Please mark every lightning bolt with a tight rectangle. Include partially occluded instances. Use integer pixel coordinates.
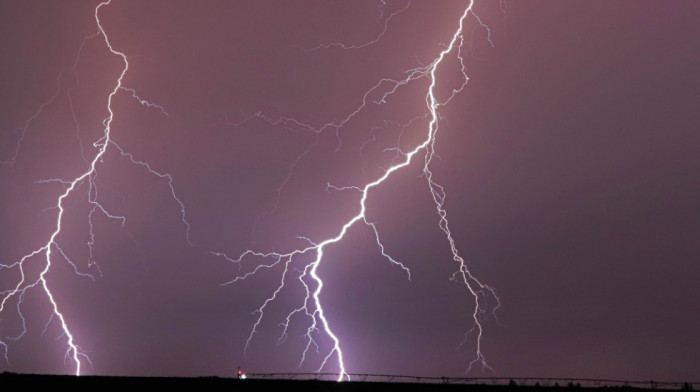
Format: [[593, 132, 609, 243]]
[[301, 0, 412, 51], [1, 0, 191, 374], [216, 0, 499, 381], [3, 0, 498, 379]]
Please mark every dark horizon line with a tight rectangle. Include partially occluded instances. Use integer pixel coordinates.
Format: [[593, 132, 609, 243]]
[[247, 373, 698, 386], [3, 371, 696, 388]]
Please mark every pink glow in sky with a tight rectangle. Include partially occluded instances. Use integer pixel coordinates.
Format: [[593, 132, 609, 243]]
[[1, 0, 699, 381]]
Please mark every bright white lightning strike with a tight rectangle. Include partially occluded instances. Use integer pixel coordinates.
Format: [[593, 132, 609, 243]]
[[216, 0, 499, 381], [0, 0, 192, 374], [0, 2, 127, 375], [2, 0, 498, 379]]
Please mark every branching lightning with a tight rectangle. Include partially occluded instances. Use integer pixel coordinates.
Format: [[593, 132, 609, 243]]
[[0, 0, 192, 374], [301, 0, 412, 51], [2, 0, 500, 380], [215, 0, 499, 381]]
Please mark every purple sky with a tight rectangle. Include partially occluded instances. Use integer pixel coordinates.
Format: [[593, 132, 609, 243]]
[[1, 0, 698, 382]]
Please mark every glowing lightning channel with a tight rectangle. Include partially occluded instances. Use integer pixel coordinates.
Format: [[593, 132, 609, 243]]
[[119, 87, 170, 117], [1, 0, 192, 374], [301, 0, 412, 51], [0, 1, 127, 375], [215, 0, 499, 381]]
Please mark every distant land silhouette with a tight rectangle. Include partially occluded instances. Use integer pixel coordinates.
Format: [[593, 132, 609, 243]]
[[1, 372, 695, 391]]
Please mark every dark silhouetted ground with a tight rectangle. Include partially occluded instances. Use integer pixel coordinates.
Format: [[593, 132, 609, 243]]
[[1, 372, 688, 391]]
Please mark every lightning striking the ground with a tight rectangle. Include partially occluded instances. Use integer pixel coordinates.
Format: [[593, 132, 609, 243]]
[[2, 0, 497, 379], [214, 0, 499, 381], [0, 0, 192, 375], [4, 0, 697, 382]]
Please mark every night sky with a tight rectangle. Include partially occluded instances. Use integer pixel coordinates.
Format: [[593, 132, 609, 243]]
[[1, 0, 699, 382]]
